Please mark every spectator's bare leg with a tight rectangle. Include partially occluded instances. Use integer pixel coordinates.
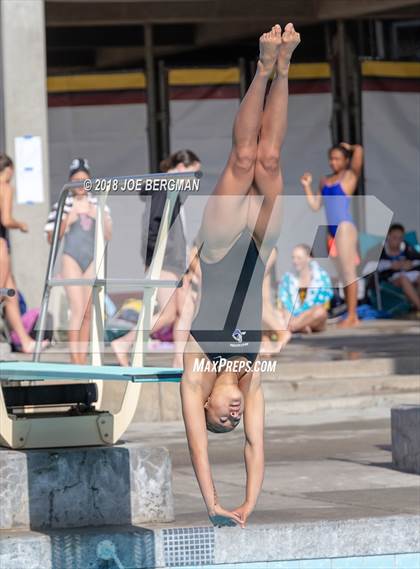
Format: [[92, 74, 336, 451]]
[[260, 304, 292, 353], [173, 277, 197, 368], [287, 305, 328, 333], [78, 280, 93, 365], [151, 270, 178, 332], [4, 274, 45, 352], [63, 254, 87, 364], [392, 275, 420, 310], [0, 238, 10, 290], [309, 306, 329, 331], [335, 222, 360, 327], [111, 330, 135, 366]]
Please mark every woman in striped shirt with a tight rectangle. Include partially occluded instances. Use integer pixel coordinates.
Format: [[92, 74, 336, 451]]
[[45, 158, 112, 364]]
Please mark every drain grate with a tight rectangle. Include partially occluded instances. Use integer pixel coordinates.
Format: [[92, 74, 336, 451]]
[[51, 530, 155, 569], [163, 527, 215, 567]]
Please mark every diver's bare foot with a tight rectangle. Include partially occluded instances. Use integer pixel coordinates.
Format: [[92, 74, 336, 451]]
[[277, 22, 301, 76], [258, 25, 282, 75]]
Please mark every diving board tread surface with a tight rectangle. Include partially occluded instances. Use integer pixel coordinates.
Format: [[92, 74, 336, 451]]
[[0, 361, 182, 382]]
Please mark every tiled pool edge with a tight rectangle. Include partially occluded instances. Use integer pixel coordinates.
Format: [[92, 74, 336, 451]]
[[154, 515, 420, 567], [0, 514, 419, 568]]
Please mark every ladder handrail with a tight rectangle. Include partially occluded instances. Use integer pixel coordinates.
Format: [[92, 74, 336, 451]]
[[34, 183, 72, 360], [47, 278, 182, 288]]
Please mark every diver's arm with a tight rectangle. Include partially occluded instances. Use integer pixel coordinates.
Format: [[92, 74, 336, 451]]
[[180, 377, 221, 514], [242, 377, 265, 508]]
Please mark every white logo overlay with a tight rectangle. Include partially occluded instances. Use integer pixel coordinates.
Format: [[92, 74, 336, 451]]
[[230, 328, 248, 347]]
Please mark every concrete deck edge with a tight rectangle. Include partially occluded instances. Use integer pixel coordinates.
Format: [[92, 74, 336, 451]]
[[1, 514, 419, 569]]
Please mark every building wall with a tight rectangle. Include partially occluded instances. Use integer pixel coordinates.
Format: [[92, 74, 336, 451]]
[[361, 61, 420, 238], [47, 64, 333, 284]]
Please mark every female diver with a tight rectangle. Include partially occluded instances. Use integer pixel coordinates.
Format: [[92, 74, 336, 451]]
[[180, 24, 300, 528]]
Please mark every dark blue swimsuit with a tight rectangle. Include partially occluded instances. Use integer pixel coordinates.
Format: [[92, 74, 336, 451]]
[[190, 231, 265, 365]]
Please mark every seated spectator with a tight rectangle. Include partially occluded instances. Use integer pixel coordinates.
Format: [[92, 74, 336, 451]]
[[109, 244, 201, 368], [261, 248, 291, 353], [140, 149, 201, 363], [377, 223, 420, 312], [279, 244, 333, 333]]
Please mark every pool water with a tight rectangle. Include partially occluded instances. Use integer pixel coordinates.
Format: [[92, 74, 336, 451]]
[[179, 551, 420, 569]]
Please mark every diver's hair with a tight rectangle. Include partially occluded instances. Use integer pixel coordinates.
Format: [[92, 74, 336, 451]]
[[388, 223, 405, 234], [328, 145, 351, 160], [0, 154, 13, 173], [160, 149, 200, 172], [294, 243, 313, 257], [206, 419, 234, 434], [205, 410, 239, 434]]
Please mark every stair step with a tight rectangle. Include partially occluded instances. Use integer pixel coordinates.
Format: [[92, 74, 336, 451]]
[[263, 374, 420, 400], [265, 391, 420, 415], [263, 356, 419, 380]]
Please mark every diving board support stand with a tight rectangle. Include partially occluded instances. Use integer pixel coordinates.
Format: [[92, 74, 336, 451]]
[[111, 186, 179, 442]]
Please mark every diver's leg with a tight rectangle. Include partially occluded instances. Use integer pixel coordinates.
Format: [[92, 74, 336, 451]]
[[201, 27, 282, 249], [249, 24, 301, 249]]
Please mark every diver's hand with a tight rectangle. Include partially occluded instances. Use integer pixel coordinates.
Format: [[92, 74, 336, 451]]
[[208, 504, 242, 527], [232, 501, 254, 528]]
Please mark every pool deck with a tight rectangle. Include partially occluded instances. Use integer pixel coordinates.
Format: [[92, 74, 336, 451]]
[[138, 320, 419, 530], [129, 405, 420, 529], [0, 319, 419, 568]]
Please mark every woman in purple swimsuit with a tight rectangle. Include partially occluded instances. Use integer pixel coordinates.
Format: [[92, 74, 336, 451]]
[[300, 142, 364, 328]]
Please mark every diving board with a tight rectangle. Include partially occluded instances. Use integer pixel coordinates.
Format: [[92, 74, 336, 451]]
[[0, 361, 182, 383], [0, 360, 183, 449]]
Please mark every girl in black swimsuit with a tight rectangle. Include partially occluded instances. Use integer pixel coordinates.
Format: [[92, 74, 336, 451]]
[[0, 154, 49, 353], [180, 24, 301, 528]]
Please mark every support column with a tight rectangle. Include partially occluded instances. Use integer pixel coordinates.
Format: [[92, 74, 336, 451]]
[[0, 6, 5, 152], [337, 20, 351, 142], [0, 0, 50, 307], [334, 19, 366, 232], [158, 59, 170, 160], [145, 24, 159, 172]]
